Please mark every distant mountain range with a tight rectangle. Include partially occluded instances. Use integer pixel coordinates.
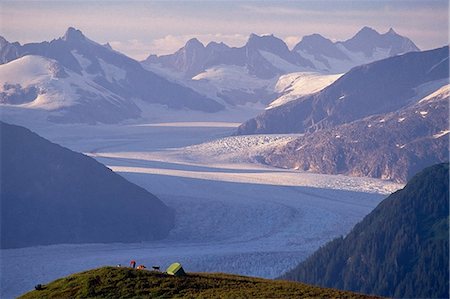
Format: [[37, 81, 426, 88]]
[[0, 121, 174, 248], [145, 27, 418, 78], [294, 27, 419, 73], [0, 28, 224, 124], [0, 27, 423, 124], [145, 33, 313, 80], [281, 163, 449, 299], [237, 47, 449, 182], [144, 27, 419, 106]]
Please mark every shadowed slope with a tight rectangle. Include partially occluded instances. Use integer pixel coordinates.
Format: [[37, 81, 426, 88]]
[[0, 122, 174, 248]]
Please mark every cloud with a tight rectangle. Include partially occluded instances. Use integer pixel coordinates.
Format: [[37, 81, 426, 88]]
[[149, 35, 187, 56], [109, 40, 155, 61]]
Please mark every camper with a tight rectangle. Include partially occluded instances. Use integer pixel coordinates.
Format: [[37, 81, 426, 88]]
[[130, 260, 136, 268]]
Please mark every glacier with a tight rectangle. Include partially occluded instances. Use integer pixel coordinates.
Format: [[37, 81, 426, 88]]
[[0, 116, 402, 299]]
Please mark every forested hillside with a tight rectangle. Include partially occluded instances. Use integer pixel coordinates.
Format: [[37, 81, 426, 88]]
[[281, 163, 449, 298]]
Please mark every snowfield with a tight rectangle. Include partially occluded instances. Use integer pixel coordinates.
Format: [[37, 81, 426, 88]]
[[268, 72, 343, 109], [192, 64, 274, 93], [0, 55, 79, 110], [0, 55, 124, 110], [0, 117, 402, 298]]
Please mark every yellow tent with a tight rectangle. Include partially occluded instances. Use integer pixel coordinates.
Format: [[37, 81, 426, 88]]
[[166, 262, 186, 276]]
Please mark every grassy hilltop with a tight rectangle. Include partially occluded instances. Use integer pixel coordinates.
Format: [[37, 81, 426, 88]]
[[19, 266, 380, 298]]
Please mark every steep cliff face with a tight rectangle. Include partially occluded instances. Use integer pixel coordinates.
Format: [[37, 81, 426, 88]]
[[263, 85, 449, 183]]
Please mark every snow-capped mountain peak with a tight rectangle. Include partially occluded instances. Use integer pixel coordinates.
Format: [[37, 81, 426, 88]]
[[0, 36, 12, 47], [0, 54, 140, 122], [185, 37, 204, 49], [103, 42, 113, 50], [348, 26, 380, 40], [0, 36, 21, 64], [294, 33, 349, 61], [341, 27, 419, 57], [62, 27, 87, 42], [291, 27, 420, 73], [246, 33, 290, 54], [205, 41, 229, 51], [386, 27, 397, 35]]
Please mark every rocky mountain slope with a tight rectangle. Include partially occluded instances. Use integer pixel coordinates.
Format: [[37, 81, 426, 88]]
[[0, 122, 174, 248], [19, 266, 379, 298], [0, 28, 223, 124], [237, 46, 449, 135], [263, 84, 449, 183], [281, 163, 449, 298]]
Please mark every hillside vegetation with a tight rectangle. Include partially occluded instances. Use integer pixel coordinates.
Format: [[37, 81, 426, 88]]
[[19, 266, 379, 298], [281, 163, 449, 298]]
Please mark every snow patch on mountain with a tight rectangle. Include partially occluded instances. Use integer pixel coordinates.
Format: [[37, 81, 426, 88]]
[[418, 83, 450, 103], [0, 55, 54, 85], [0, 54, 141, 125], [259, 50, 306, 73], [192, 65, 274, 93], [296, 46, 393, 74], [98, 58, 127, 83], [0, 55, 77, 109], [71, 50, 91, 70], [337, 44, 391, 66], [433, 130, 450, 139], [268, 72, 343, 109]]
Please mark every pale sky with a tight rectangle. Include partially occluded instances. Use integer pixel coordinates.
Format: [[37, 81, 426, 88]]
[[0, 1, 448, 60]]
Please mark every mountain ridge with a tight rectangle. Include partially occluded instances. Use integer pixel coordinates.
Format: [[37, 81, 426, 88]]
[[18, 266, 380, 299], [0, 121, 175, 248]]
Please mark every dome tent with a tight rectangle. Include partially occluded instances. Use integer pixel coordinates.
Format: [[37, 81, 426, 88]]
[[166, 262, 186, 276]]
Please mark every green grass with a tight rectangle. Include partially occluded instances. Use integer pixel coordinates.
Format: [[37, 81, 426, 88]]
[[19, 266, 381, 298]]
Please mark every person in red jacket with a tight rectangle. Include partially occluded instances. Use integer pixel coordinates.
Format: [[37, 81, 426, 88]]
[[130, 260, 136, 268]]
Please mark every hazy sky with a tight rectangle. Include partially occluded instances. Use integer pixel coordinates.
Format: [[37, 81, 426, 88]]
[[1, 1, 448, 60]]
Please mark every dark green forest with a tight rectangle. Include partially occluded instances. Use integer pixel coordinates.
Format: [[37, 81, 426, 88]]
[[281, 163, 449, 298]]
